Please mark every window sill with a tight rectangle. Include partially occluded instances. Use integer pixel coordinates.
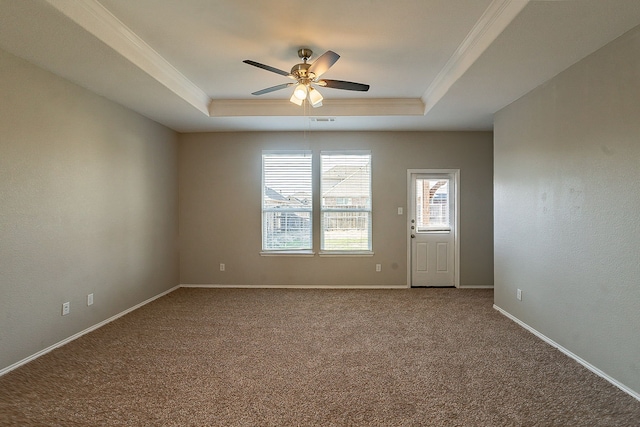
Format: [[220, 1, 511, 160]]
[[319, 251, 374, 257], [259, 250, 375, 257], [260, 250, 315, 257]]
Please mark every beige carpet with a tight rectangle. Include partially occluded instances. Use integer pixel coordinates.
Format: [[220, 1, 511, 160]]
[[1, 288, 638, 426]]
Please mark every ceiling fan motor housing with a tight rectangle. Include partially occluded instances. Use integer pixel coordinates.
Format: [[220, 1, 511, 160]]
[[291, 63, 314, 83]]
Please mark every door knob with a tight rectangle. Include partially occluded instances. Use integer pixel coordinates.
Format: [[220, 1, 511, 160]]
[[411, 234, 415, 238]]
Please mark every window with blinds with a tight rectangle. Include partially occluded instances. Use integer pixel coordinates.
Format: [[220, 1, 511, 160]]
[[320, 151, 372, 252], [262, 151, 312, 251]]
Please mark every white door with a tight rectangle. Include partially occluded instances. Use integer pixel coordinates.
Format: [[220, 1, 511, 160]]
[[408, 171, 458, 287]]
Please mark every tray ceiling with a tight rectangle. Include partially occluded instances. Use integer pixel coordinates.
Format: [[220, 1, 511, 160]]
[[1, 0, 639, 132]]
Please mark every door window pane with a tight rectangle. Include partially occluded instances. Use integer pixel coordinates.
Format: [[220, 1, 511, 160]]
[[415, 178, 450, 232]]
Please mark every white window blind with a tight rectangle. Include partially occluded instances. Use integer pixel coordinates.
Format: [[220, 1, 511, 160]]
[[262, 151, 312, 251], [321, 151, 372, 251]]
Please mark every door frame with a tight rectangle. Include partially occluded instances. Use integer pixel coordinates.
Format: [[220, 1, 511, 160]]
[[406, 169, 460, 288]]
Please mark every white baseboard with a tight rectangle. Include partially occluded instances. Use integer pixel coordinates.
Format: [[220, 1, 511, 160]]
[[0, 285, 180, 378], [180, 284, 409, 289], [493, 304, 640, 402], [182, 284, 492, 289]]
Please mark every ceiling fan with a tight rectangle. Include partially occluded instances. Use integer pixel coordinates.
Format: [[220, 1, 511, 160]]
[[243, 48, 370, 108]]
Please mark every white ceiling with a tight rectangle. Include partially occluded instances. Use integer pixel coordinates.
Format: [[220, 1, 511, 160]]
[[1, 0, 640, 133]]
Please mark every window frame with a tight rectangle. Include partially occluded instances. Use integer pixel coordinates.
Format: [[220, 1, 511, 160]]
[[414, 177, 452, 233], [319, 150, 373, 255], [261, 150, 314, 255]]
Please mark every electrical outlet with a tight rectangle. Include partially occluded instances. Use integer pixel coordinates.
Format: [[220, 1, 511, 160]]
[[376, 264, 381, 272], [87, 293, 94, 306], [62, 302, 70, 316], [397, 207, 403, 215], [220, 263, 225, 272], [517, 289, 522, 301]]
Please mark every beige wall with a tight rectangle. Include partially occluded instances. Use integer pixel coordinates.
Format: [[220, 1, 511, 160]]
[[179, 131, 493, 287], [494, 26, 640, 394], [0, 49, 179, 371]]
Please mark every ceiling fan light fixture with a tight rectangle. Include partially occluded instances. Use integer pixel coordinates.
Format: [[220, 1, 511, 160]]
[[289, 92, 304, 106], [293, 83, 308, 100], [308, 87, 323, 107]]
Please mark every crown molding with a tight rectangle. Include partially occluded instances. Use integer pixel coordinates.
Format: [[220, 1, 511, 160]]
[[44, 0, 211, 116], [209, 98, 425, 117], [422, 0, 529, 115]]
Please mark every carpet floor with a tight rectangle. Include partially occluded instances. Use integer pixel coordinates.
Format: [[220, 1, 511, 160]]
[[0, 288, 638, 426]]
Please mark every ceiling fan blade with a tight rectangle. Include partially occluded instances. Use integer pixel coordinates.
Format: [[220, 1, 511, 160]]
[[251, 83, 294, 96], [308, 50, 340, 78], [317, 79, 370, 92], [243, 60, 292, 77]]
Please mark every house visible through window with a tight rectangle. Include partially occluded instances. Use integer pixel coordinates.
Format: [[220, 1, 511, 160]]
[[321, 151, 372, 252], [262, 151, 312, 251]]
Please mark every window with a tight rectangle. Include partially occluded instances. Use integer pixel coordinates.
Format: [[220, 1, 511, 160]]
[[321, 151, 372, 252], [261, 150, 373, 254], [415, 178, 450, 232], [262, 151, 312, 251]]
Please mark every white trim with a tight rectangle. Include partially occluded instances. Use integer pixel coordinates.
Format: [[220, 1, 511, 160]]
[[209, 98, 425, 117], [422, 0, 529, 115], [320, 149, 372, 156], [44, 0, 211, 116], [493, 304, 640, 402], [260, 251, 315, 257], [318, 251, 374, 257], [0, 285, 180, 378], [180, 284, 407, 289], [459, 285, 494, 289], [262, 149, 313, 156]]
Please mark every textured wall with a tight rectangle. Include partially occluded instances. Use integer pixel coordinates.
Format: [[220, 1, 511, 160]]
[[178, 131, 494, 287], [0, 49, 179, 371], [494, 26, 640, 394]]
